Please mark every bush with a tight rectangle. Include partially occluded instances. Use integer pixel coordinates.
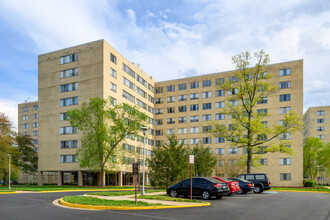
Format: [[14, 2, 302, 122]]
[[303, 179, 316, 187]]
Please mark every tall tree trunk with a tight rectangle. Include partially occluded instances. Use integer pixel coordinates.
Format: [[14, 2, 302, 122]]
[[247, 148, 252, 173], [100, 169, 105, 187]]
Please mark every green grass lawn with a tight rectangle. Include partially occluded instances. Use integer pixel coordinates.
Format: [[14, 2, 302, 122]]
[[62, 196, 167, 207], [137, 194, 202, 203], [87, 189, 165, 196], [271, 186, 330, 192], [0, 185, 135, 192]]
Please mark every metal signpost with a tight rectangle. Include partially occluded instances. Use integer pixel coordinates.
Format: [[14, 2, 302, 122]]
[[133, 163, 139, 204], [189, 155, 194, 200]]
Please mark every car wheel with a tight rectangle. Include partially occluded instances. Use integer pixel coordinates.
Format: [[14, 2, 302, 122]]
[[253, 185, 264, 193], [237, 188, 243, 194], [202, 190, 211, 200], [169, 189, 178, 197]]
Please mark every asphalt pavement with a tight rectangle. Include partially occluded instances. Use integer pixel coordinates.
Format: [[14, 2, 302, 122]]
[[0, 191, 329, 220]]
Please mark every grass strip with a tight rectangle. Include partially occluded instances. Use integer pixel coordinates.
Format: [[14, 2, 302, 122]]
[[87, 189, 165, 196], [271, 187, 330, 192], [137, 194, 203, 203], [62, 196, 167, 207]]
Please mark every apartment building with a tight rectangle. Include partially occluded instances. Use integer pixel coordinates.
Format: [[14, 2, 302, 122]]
[[18, 39, 304, 186], [303, 106, 330, 184]]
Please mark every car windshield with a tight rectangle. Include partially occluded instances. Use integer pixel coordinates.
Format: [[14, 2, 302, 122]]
[[219, 178, 231, 182]]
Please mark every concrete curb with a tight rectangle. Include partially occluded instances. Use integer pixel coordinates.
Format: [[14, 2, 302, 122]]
[[270, 190, 330, 194], [59, 198, 211, 210]]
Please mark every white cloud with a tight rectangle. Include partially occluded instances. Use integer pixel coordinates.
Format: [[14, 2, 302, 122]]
[[0, 99, 19, 131]]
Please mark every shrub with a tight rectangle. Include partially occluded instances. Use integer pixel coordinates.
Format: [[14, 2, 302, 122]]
[[303, 179, 316, 187]]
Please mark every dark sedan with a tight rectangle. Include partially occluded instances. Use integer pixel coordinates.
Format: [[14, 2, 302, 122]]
[[228, 177, 255, 194], [167, 177, 230, 200]]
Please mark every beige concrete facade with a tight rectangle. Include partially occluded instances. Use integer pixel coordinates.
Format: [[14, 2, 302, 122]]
[[18, 39, 304, 186], [303, 106, 330, 184]]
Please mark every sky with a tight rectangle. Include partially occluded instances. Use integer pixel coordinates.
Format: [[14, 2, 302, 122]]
[[0, 0, 330, 129]]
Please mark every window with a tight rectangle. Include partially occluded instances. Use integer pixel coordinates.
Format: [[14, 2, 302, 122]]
[[155, 130, 163, 136], [60, 68, 78, 78], [33, 131, 38, 136], [178, 128, 187, 134], [190, 93, 199, 100], [215, 101, 225, 109], [137, 87, 147, 98], [148, 84, 154, 93], [110, 83, 117, 92], [61, 140, 78, 149], [216, 160, 225, 167], [33, 139, 38, 145], [60, 126, 78, 135], [167, 107, 175, 113], [202, 91, 212, 99], [60, 113, 67, 120], [137, 75, 147, 87], [257, 109, 268, 115], [257, 97, 268, 104], [178, 95, 187, 101], [167, 118, 175, 124], [190, 138, 199, 145], [23, 124, 28, 129], [167, 85, 175, 92], [259, 159, 268, 166], [123, 143, 135, 152], [228, 160, 238, 166], [229, 147, 238, 154], [229, 100, 238, 106], [60, 155, 78, 163], [317, 126, 324, 132], [122, 63, 135, 78], [178, 83, 186, 90], [280, 158, 291, 165], [122, 90, 135, 103], [202, 103, 212, 110], [167, 96, 175, 103], [110, 68, 117, 78], [23, 132, 28, 136], [317, 118, 324, 123], [23, 107, 28, 112], [317, 110, 325, 116], [155, 108, 163, 115], [155, 87, 163, 94], [257, 146, 267, 154], [190, 104, 199, 111], [60, 97, 78, 106], [190, 127, 199, 133], [215, 113, 225, 120], [155, 98, 163, 104], [280, 132, 291, 140], [203, 137, 211, 144], [33, 122, 38, 128], [122, 77, 135, 90], [279, 68, 291, 76], [110, 53, 117, 64], [167, 129, 174, 135], [155, 119, 163, 125], [23, 115, 28, 120], [229, 76, 238, 82], [215, 90, 225, 97], [178, 105, 187, 112], [216, 78, 225, 85], [190, 82, 199, 89], [33, 105, 38, 111], [178, 139, 187, 145], [137, 99, 147, 110], [280, 173, 291, 181], [148, 95, 154, 103], [202, 114, 212, 121], [280, 107, 291, 114], [215, 137, 225, 143], [148, 106, 154, 114], [280, 94, 291, 102], [33, 114, 38, 119], [110, 97, 117, 106], [203, 126, 212, 133], [60, 82, 78, 92], [215, 148, 225, 155], [178, 117, 187, 123], [123, 157, 135, 165], [279, 81, 291, 89], [317, 134, 325, 140], [202, 80, 211, 87], [60, 53, 78, 64], [190, 115, 199, 122], [228, 88, 238, 95]]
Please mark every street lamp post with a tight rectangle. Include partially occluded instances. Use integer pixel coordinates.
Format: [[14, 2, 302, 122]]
[[8, 154, 12, 189], [140, 127, 148, 195]]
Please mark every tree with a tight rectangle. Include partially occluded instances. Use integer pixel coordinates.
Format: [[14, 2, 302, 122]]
[[66, 97, 148, 187], [303, 137, 330, 179], [190, 143, 217, 177], [214, 155, 246, 177], [148, 135, 190, 188], [13, 134, 38, 174], [210, 50, 302, 173]]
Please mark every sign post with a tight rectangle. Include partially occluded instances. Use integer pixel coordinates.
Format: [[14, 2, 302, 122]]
[[189, 155, 194, 200], [132, 163, 139, 204]]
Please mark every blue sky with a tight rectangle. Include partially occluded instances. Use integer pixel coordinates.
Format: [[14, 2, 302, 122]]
[[0, 0, 330, 128]]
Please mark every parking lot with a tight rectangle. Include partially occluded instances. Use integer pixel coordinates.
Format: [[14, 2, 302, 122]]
[[0, 191, 329, 220]]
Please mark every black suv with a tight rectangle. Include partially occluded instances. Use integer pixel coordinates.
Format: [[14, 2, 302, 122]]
[[167, 177, 230, 199], [237, 173, 271, 193]]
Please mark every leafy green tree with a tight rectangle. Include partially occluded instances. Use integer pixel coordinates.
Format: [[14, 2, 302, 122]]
[[148, 135, 190, 188], [13, 134, 38, 174], [303, 137, 330, 179], [66, 97, 148, 187], [210, 50, 302, 173], [190, 143, 217, 177]]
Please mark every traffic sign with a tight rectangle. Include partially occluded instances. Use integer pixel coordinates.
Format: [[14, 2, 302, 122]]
[[189, 155, 194, 164]]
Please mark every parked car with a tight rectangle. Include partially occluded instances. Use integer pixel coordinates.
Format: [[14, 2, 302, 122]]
[[212, 177, 240, 194], [237, 173, 271, 193], [167, 177, 230, 200], [228, 177, 255, 194]]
